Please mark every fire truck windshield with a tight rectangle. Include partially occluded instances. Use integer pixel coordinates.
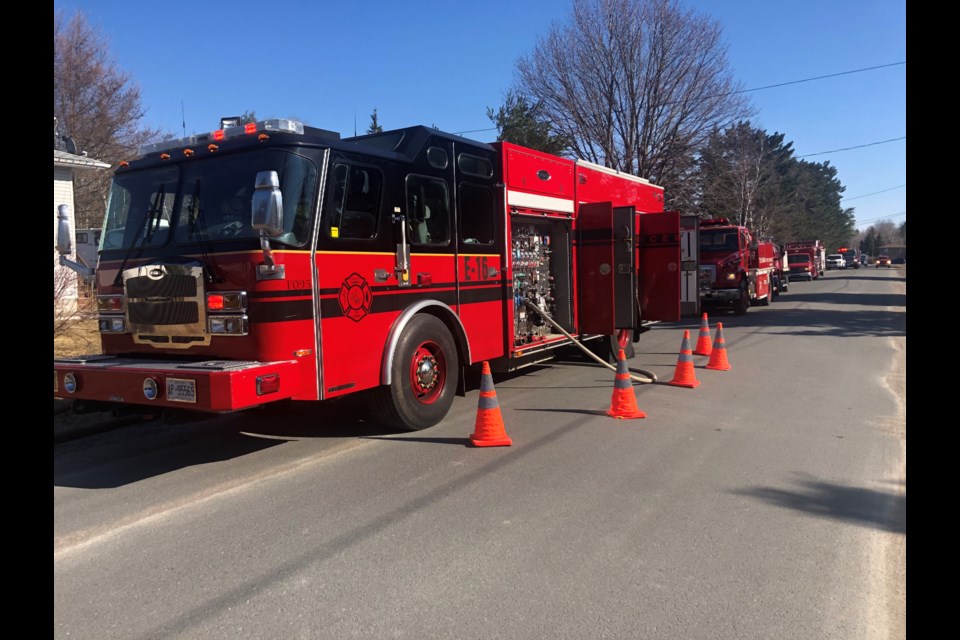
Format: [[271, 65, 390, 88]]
[[787, 254, 810, 264], [101, 149, 318, 252], [699, 229, 739, 253]]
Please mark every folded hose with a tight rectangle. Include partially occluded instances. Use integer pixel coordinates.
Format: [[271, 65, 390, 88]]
[[523, 299, 657, 384]]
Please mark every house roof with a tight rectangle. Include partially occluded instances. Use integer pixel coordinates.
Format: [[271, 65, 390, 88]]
[[54, 149, 110, 170]]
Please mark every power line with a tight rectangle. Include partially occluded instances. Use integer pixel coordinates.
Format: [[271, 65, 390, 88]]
[[454, 62, 906, 137], [842, 185, 906, 202], [728, 61, 905, 97], [454, 126, 498, 135], [855, 211, 906, 226], [797, 137, 905, 158]]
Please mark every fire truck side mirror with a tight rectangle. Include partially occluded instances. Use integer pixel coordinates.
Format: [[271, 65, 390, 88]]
[[251, 170, 284, 237], [57, 204, 74, 255]]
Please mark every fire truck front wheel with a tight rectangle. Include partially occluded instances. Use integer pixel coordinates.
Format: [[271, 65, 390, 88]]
[[734, 281, 750, 315], [372, 314, 459, 431]]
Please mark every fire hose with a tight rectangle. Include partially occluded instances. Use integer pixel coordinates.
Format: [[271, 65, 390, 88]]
[[523, 299, 657, 384]]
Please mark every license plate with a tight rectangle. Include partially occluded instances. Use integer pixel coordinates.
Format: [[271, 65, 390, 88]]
[[166, 378, 197, 403]]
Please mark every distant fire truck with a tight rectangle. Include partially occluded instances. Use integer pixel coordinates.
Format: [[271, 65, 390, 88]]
[[784, 240, 825, 281], [698, 218, 775, 315], [55, 118, 680, 430]]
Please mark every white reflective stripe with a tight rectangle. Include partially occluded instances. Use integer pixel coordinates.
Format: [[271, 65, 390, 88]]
[[507, 190, 575, 214], [574, 159, 657, 186]]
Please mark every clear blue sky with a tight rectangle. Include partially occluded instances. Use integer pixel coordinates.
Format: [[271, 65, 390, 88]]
[[54, 0, 906, 233]]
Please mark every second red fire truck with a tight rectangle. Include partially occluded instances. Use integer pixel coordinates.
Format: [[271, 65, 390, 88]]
[[55, 118, 681, 431], [698, 218, 776, 315]]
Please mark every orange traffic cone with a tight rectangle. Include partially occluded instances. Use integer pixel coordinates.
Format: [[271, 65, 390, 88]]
[[705, 323, 731, 371], [693, 313, 713, 356], [606, 348, 647, 419], [470, 361, 513, 447], [667, 330, 701, 388]]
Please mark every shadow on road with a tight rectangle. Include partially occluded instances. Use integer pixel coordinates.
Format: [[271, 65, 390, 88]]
[[784, 291, 906, 307], [53, 395, 404, 489], [732, 475, 906, 534]]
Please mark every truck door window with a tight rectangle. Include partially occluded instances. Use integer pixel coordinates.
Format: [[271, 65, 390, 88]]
[[405, 175, 450, 246], [458, 183, 495, 245], [457, 153, 494, 179], [325, 163, 382, 240]]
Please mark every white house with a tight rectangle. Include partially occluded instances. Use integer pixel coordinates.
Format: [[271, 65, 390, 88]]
[[54, 149, 110, 315]]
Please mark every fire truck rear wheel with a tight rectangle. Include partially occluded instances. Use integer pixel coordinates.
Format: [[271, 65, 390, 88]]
[[371, 314, 459, 431], [586, 333, 634, 363]]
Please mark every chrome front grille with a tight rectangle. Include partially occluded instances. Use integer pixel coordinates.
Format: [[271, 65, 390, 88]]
[[699, 265, 716, 288], [122, 262, 210, 349]]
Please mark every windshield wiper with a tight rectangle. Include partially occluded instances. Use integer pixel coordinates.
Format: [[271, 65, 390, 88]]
[[185, 179, 222, 284], [112, 185, 164, 287]]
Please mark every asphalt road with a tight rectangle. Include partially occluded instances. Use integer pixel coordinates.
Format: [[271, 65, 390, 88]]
[[54, 267, 906, 640]]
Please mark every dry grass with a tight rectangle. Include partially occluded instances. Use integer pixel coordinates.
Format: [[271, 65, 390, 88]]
[[54, 317, 102, 359]]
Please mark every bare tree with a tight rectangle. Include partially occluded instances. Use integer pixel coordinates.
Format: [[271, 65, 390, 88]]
[[54, 10, 169, 228], [516, 0, 753, 208]]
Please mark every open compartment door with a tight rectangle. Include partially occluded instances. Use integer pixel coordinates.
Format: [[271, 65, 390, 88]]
[[576, 202, 615, 335], [638, 210, 681, 322]]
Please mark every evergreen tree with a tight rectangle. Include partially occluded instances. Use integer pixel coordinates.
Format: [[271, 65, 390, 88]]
[[695, 122, 794, 239], [486, 90, 569, 155], [367, 109, 383, 134]]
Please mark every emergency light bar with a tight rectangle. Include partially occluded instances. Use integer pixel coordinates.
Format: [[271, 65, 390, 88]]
[[701, 218, 731, 226], [138, 119, 305, 157]]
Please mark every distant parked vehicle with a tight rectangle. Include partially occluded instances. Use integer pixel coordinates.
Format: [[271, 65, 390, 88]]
[[826, 254, 845, 270], [876, 255, 892, 268], [892, 257, 905, 265]]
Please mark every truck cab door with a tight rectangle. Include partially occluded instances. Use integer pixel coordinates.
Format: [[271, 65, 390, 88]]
[[638, 210, 681, 322]]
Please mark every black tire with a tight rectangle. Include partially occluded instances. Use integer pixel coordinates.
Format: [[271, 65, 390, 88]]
[[370, 314, 459, 431], [734, 281, 750, 316], [588, 332, 635, 363]]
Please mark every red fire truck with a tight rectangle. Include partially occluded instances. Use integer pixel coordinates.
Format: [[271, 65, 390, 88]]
[[55, 118, 680, 431], [697, 218, 775, 314], [784, 240, 825, 281]]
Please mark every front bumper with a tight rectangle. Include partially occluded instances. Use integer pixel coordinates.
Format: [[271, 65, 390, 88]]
[[54, 355, 300, 412], [700, 287, 740, 302]]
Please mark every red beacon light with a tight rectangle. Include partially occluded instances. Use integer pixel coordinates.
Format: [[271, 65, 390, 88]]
[[701, 217, 731, 227]]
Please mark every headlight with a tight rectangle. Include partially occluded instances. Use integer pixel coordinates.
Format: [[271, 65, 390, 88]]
[[208, 315, 249, 335], [99, 316, 125, 333], [724, 272, 737, 281]]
